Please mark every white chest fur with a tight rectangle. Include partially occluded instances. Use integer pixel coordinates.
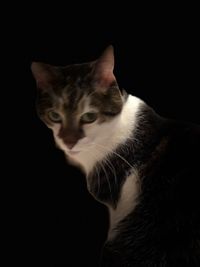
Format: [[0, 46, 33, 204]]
[[108, 170, 140, 240]]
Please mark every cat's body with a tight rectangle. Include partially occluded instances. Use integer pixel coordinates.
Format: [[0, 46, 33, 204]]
[[31, 46, 200, 266], [98, 105, 200, 267]]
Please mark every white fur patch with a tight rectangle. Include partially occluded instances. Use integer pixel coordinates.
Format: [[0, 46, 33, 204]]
[[108, 170, 140, 240]]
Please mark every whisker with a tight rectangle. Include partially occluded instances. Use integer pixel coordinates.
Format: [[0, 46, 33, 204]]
[[88, 145, 118, 190], [94, 161, 101, 197], [102, 155, 118, 191], [92, 142, 134, 169], [100, 161, 114, 204]]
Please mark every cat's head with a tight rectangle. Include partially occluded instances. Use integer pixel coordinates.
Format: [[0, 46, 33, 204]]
[[31, 46, 127, 158]]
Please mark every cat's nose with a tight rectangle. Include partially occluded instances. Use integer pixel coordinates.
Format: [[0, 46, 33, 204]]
[[65, 141, 77, 149], [58, 127, 85, 150]]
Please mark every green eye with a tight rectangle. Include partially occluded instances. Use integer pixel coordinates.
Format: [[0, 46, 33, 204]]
[[48, 110, 61, 122], [80, 112, 98, 123]]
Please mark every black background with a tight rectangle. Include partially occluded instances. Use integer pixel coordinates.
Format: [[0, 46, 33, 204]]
[[8, 6, 200, 266]]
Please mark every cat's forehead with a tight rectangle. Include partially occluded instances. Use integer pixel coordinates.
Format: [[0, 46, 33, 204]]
[[40, 63, 92, 111], [64, 62, 94, 83], [59, 85, 92, 111], [52, 62, 94, 97]]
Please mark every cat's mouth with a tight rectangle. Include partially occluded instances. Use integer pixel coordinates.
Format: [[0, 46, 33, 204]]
[[68, 150, 80, 155]]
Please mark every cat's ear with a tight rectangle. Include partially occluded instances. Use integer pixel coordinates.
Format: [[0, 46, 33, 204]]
[[31, 62, 58, 90], [94, 45, 116, 88]]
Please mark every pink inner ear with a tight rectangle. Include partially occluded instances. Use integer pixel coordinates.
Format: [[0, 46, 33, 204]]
[[94, 45, 116, 87], [97, 68, 115, 87], [94, 67, 116, 88], [31, 62, 53, 89], [35, 73, 50, 89]]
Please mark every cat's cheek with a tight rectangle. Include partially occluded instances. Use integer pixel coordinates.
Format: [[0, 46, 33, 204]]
[[83, 123, 100, 135]]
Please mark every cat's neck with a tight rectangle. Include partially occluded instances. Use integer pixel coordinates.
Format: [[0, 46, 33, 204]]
[[71, 94, 143, 175]]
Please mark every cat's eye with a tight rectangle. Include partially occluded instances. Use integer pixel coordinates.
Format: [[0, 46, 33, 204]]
[[48, 110, 62, 122], [80, 112, 98, 123]]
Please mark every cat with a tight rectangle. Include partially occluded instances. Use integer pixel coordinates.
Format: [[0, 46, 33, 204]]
[[31, 46, 200, 267]]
